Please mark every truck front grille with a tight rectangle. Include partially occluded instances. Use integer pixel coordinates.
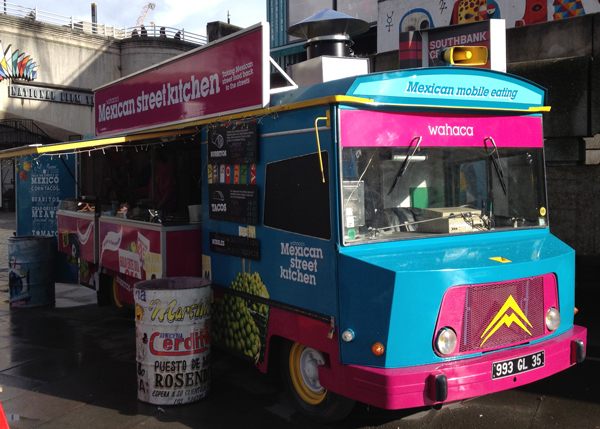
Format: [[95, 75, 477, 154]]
[[459, 276, 546, 353]]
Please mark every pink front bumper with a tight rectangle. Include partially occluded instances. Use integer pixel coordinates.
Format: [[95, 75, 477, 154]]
[[318, 325, 587, 410]]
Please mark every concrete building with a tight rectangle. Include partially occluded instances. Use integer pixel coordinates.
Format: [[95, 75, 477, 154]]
[[0, 13, 203, 145], [0, 7, 204, 211]]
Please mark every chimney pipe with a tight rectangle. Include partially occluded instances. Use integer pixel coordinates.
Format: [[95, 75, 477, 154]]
[[91, 3, 97, 34]]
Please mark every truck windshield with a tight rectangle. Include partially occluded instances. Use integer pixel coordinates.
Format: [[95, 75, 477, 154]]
[[341, 144, 547, 245]]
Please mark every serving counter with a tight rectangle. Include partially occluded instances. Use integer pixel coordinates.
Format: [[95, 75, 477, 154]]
[[57, 210, 202, 306], [98, 216, 202, 281], [57, 210, 98, 263]]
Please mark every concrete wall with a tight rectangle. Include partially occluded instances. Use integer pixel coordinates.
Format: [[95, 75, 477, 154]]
[[0, 14, 197, 142], [504, 14, 600, 268], [120, 38, 199, 78]]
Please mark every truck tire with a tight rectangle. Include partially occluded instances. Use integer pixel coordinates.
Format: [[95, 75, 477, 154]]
[[97, 273, 112, 306], [281, 339, 355, 423]]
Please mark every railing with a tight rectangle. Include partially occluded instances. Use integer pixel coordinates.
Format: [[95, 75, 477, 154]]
[[0, 1, 207, 45], [0, 119, 53, 145]]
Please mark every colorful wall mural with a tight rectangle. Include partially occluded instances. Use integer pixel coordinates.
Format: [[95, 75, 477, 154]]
[[377, 0, 599, 52]]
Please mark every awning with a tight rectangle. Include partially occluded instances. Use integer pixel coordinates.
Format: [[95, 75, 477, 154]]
[[0, 128, 197, 160]]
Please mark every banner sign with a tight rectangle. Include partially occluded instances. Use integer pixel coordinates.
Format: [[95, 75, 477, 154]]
[[208, 184, 259, 224], [99, 220, 163, 280], [208, 122, 258, 164], [94, 23, 269, 137], [347, 67, 546, 110], [209, 232, 260, 261]]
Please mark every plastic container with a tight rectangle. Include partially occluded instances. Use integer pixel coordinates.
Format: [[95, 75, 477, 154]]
[[8, 236, 56, 307], [134, 277, 211, 405]]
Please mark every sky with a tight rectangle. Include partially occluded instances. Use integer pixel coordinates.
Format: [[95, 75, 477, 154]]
[[18, 0, 267, 36]]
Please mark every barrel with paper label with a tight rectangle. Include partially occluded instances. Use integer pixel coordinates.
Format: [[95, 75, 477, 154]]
[[134, 277, 211, 405]]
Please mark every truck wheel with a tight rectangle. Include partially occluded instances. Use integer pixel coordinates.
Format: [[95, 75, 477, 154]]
[[97, 273, 112, 306], [281, 340, 355, 423]]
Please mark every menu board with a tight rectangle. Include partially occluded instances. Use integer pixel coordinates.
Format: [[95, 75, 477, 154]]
[[208, 184, 258, 225], [208, 122, 258, 164], [16, 155, 77, 236], [209, 232, 260, 261]]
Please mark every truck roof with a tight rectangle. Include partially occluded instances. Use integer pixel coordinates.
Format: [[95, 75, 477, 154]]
[[271, 66, 548, 113]]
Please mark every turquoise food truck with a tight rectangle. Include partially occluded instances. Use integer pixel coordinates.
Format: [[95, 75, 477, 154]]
[[203, 65, 587, 421], [18, 22, 584, 423]]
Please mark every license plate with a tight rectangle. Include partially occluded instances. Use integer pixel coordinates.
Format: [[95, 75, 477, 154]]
[[492, 350, 545, 380]]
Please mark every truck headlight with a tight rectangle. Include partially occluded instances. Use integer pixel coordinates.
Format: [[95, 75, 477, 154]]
[[546, 307, 561, 331], [435, 327, 457, 355]]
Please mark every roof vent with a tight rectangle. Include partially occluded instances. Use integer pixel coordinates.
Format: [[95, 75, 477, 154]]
[[286, 9, 369, 60]]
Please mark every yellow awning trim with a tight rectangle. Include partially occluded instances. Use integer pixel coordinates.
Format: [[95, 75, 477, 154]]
[[0, 129, 196, 159]]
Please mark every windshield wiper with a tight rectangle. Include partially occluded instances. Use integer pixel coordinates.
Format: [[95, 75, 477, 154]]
[[387, 136, 422, 196], [484, 137, 507, 195]]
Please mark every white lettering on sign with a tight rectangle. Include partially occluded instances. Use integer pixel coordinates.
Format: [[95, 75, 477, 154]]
[[428, 124, 474, 136], [428, 31, 488, 51], [406, 81, 518, 101], [118, 248, 142, 279], [98, 73, 221, 123], [279, 242, 323, 286], [116, 275, 132, 292]]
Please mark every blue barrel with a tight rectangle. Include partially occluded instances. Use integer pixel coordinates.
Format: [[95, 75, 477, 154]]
[[8, 236, 56, 307]]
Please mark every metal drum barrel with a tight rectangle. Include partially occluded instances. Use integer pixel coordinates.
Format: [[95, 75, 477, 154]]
[[8, 236, 56, 308], [134, 277, 211, 405]]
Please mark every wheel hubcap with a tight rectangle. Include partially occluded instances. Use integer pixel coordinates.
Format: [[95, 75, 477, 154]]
[[289, 343, 327, 405]]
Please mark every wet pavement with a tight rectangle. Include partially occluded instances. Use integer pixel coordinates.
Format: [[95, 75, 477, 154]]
[[0, 210, 597, 428]]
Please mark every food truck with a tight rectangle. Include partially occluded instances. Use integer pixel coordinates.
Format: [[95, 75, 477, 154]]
[[8, 21, 585, 422]]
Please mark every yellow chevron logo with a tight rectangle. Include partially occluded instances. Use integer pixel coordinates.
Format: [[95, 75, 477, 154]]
[[480, 295, 532, 347]]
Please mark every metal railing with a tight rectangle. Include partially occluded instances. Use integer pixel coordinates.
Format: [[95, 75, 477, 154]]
[[0, 1, 207, 45], [0, 119, 54, 145]]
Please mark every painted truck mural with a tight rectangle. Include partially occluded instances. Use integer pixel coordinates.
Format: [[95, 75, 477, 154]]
[[378, 0, 600, 52]]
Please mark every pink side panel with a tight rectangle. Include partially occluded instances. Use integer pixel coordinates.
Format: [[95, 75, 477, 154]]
[[57, 213, 96, 263], [542, 273, 558, 334], [261, 306, 585, 411], [318, 326, 586, 410], [434, 286, 466, 355], [339, 110, 543, 148], [106, 268, 137, 306], [165, 229, 203, 277], [258, 307, 338, 373]]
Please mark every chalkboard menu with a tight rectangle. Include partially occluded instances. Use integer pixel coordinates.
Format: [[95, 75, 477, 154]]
[[208, 184, 258, 224], [208, 122, 258, 164], [209, 232, 260, 261]]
